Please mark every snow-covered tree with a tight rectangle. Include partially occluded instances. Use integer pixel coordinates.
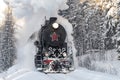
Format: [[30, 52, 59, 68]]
[[0, 5, 16, 72], [60, 0, 105, 55]]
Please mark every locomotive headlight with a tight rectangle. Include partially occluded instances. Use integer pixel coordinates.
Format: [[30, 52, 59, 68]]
[[63, 52, 67, 57], [52, 23, 59, 29], [45, 52, 49, 57]]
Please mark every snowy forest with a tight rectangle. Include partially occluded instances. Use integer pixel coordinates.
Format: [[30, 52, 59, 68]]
[[0, 0, 120, 77], [60, 0, 120, 74]]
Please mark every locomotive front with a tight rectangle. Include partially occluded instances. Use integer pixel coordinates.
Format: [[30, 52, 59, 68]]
[[42, 19, 67, 50], [35, 17, 73, 73]]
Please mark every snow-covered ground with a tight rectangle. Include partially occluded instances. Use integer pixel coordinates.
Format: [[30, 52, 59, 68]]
[[0, 68, 120, 80]]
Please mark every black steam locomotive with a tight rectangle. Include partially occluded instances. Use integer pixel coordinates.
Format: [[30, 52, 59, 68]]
[[34, 17, 74, 73]]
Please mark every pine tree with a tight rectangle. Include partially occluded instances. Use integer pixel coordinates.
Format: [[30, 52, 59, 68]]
[[0, 4, 16, 72]]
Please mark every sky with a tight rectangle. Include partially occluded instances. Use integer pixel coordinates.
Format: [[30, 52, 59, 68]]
[[0, 0, 7, 24]]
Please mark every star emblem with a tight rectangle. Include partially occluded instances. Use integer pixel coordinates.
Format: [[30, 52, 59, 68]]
[[51, 32, 59, 41]]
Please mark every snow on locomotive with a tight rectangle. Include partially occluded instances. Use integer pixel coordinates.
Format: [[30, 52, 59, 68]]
[[34, 17, 74, 73]]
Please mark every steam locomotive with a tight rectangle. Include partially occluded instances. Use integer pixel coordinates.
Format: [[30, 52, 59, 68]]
[[34, 17, 74, 73]]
